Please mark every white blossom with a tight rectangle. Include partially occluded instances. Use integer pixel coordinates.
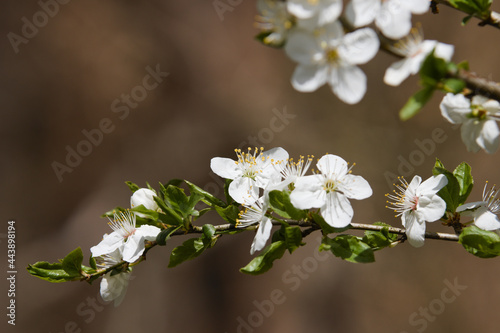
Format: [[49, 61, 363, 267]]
[[440, 93, 500, 154], [236, 197, 273, 255], [131, 188, 159, 211], [290, 154, 372, 227], [284, 21, 379, 104], [256, 0, 295, 46], [346, 0, 429, 39], [386, 175, 448, 247], [94, 247, 131, 307], [384, 27, 454, 86], [91, 210, 161, 263], [287, 0, 342, 30], [210, 147, 289, 204], [457, 182, 500, 231]]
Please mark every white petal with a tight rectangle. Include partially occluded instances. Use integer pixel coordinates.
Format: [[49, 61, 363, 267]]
[[100, 272, 130, 306], [440, 93, 470, 124], [477, 119, 500, 154], [91, 233, 123, 258], [210, 157, 241, 180], [434, 42, 455, 62], [482, 99, 500, 113], [471, 95, 490, 106], [456, 201, 485, 213], [250, 217, 273, 255], [402, 212, 426, 248], [339, 174, 373, 200], [404, 0, 430, 14], [474, 209, 500, 230], [328, 65, 367, 104], [345, 0, 380, 27], [384, 58, 412, 86], [418, 195, 446, 222], [376, 4, 412, 39], [287, 0, 316, 19], [136, 225, 161, 240], [285, 29, 324, 65], [317, 0, 343, 25], [417, 174, 448, 197], [229, 177, 258, 204], [290, 175, 325, 209], [338, 28, 379, 65], [291, 64, 328, 92], [316, 154, 348, 176], [130, 188, 158, 211], [122, 234, 146, 263], [461, 120, 482, 153], [321, 192, 353, 228]]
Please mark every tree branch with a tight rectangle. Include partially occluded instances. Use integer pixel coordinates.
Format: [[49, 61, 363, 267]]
[[433, 0, 500, 30]]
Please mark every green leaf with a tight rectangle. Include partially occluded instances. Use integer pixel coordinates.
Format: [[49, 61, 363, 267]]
[[420, 50, 448, 86], [156, 206, 184, 226], [399, 86, 435, 121], [164, 185, 189, 217], [89, 256, 97, 270], [156, 226, 183, 246], [62, 247, 84, 277], [459, 225, 500, 258], [224, 179, 235, 205], [27, 262, 81, 283], [268, 190, 307, 220], [284, 226, 303, 253], [240, 241, 287, 275], [185, 180, 227, 207], [311, 212, 351, 235], [215, 204, 240, 225], [443, 78, 466, 94], [432, 159, 461, 213], [168, 224, 218, 267], [362, 222, 398, 250], [320, 235, 375, 263], [453, 162, 474, 205], [125, 181, 140, 192]]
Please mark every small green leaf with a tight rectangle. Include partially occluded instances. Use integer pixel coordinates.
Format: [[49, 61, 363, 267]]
[[432, 160, 461, 213], [27, 262, 79, 283], [420, 50, 448, 86], [185, 180, 227, 207], [125, 181, 140, 192], [459, 225, 500, 258], [362, 223, 398, 250], [320, 235, 375, 263], [62, 247, 84, 276], [164, 185, 189, 217], [240, 241, 287, 275], [215, 204, 240, 225], [443, 78, 466, 94], [284, 226, 303, 253], [399, 86, 435, 121], [89, 256, 97, 270], [224, 179, 235, 205], [269, 190, 307, 220], [168, 224, 218, 267], [453, 162, 474, 205], [156, 226, 183, 246]]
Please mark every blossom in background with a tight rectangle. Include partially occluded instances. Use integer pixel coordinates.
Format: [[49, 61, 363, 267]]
[[386, 175, 448, 247], [384, 26, 454, 86], [457, 182, 500, 231], [440, 93, 500, 154], [91, 210, 161, 263], [284, 21, 379, 104], [346, 0, 429, 39], [131, 188, 159, 211], [210, 147, 289, 204], [95, 247, 131, 307], [287, 0, 343, 30], [236, 197, 273, 254], [290, 154, 373, 227], [255, 0, 295, 46]]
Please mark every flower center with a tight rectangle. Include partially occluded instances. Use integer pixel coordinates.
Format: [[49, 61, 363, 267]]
[[326, 49, 339, 64], [323, 178, 336, 193], [235, 147, 265, 180], [108, 210, 137, 239], [471, 105, 488, 120], [410, 196, 419, 211]]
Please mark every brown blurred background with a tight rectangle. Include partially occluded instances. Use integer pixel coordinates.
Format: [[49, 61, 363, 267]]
[[2, 1, 500, 332]]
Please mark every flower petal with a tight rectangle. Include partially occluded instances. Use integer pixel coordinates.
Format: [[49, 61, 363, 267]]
[[376, 4, 412, 39], [476, 119, 500, 154], [321, 192, 353, 228], [345, 0, 380, 27], [417, 174, 448, 197], [440, 93, 470, 124], [291, 64, 328, 92], [210, 157, 241, 180], [402, 211, 426, 248], [290, 175, 325, 209], [404, 0, 430, 14], [338, 28, 379, 65], [474, 208, 500, 230], [91, 233, 123, 258], [100, 272, 130, 306], [136, 225, 161, 241], [418, 195, 446, 222], [229, 176, 258, 204], [250, 217, 273, 255], [461, 120, 482, 153], [328, 65, 367, 104], [340, 174, 373, 200], [122, 234, 146, 263], [131, 188, 158, 211], [285, 29, 324, 65], [384, 58, 412, 86], [316, 154, 348, 176]]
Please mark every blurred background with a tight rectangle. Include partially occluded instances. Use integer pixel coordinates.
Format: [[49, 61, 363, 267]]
[[2, 1, 500, 332]]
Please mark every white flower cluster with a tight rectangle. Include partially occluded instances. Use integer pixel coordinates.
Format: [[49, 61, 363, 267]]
[[211, 147, 373, 254], [440, 93, 500, 154], [90, 188, 161, 306], [256, 0, 453, 103]]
